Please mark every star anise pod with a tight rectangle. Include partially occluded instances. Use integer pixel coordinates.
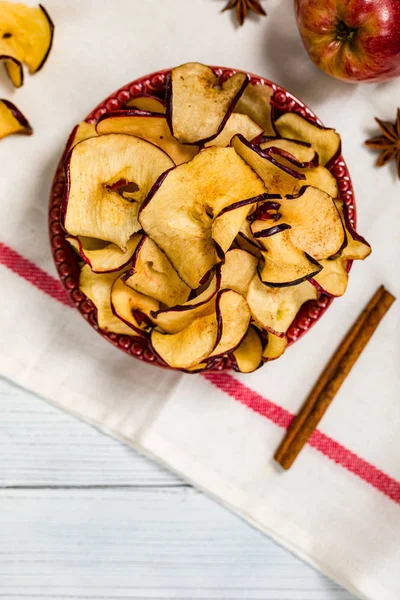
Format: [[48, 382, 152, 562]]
[[365, 108, 400, 179], [222, 0, 266, 26]]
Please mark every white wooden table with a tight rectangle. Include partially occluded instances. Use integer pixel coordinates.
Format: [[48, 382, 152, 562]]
[[0, 376, 357, 600]]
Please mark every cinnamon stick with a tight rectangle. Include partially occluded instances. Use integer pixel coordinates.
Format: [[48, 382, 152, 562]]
[[274, 286, 395, 470]]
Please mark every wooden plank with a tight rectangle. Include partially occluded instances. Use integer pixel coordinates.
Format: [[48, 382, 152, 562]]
[[0, 377, 179, 487], [0, 487, 356, 600]]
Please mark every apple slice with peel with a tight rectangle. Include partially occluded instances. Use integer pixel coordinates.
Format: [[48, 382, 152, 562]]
[[251, 222, 322, 286], [277, 187, 345, 260], [166, 62, 249, 144], [151, 273, 220, 334], [247, 275, 318, 335], [209, 291, 251, 358], [63, 134, 174, 249], [66, 122, 97, 150], [139, 147, 266, 288], [79, 265, 135, 336], [335, 200, 371, 260], [234, 83, 275, 136], [151, 290, 249, 369], [0, 2, 54, 85], [96, 111, 198, 165], [311, 258, 348, 297], [261, 145, 338, 197], [275, 113, 341, 167], [0, 99, 32, 138], [220, 249, 258, 296], [262, 331, 288, 361], [124, 236, 190, 307], [110, 275, 159, 335], [260, 138, 316, 163], [232, 326, 263, 373], [235, 232, 262, 259], [231, 134, 306, 196], [0, 53, 23, 87], [205, 113, 263, 148], [125, 95, 166, 114], [67, 234, 141, 273]]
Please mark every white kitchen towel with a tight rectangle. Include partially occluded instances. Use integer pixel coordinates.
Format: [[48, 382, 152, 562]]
[[0, 1, 399, 599]]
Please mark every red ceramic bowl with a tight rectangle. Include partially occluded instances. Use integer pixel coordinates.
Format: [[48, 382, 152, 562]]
[[49, 66, 356, 372]]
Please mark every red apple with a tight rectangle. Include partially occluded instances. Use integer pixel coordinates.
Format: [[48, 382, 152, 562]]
[[295, 0, 400, 82]]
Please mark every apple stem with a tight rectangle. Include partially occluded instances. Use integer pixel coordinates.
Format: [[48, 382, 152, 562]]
[[335, 21, 358, 44]]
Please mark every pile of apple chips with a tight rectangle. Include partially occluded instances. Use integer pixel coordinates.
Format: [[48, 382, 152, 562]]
[[62, 62, 370, 373]]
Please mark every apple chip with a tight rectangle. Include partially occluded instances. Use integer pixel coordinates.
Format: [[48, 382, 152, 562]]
[[247, 275, 317, 335], [277, 187, 345, 260], [235, 233, 262, 259], [205, 113, 262, 148], [139, 147, 266, 288], [124, 236, 190, 307], [151, 290, 249, 369], [67, 234, 141, 273], [252, 223, 322, 286], [0, 2, 54, 86], [79, 265, 135, 336], [167, 62, 249, 144], [220, 249, 258, 296], [67, 122, 97, 150], [110, 275, 159, 335], [262, 331, 288, 361], [232, 326, 263, 373], [0, 99, 32, 139], [275, 113, 341, 167], [260, 138, 316, 163], [126, 95, 166, 114], [209, 291, 251, 358], [231, 134, 306, 196], [311, 258, 348, 297], [151, 273, 220, 334], [0, 53, 23, 87], [96, 111, 199, 165], [234, 83, 275, 135], [335, 200, 371, 260], [63, 134, 174, 249]]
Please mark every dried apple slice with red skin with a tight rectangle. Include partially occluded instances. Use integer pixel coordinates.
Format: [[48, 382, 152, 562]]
[[166, 62, 249, 145], [123, 236, 190, 307], [0, 53, 23, 87], [151, 290, 249, 369], [259, 145, 319, 170], [0, 3, 54, 80], [310, 257, 349, 297], [67, 234, 141, 274], [66, 122, 97, 151], [234, 83, 275, 136], [125, 95, 166, 114], [335, 200, 371, 260], [246, 275, 318, 336], [251, 222, 322, 287], [232, 326, 263, 373], [204, 113, 263, 148], [63, 133, 174, 250], [260, 138, 317, 164], [96, 111, 199, 165], [139, 147, 266, 288], [274, 113, 341, 168], [79, 265, 136, 336], [151, 271, 220, 334], [276, 186, 345, 260], [235, 233, 262, 259], [231, 134, 306, 196], [0, 99, 32, 138], [110, 275, 159, 336], [262, 331, 288, 361], [209, 291, 251, 358]]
